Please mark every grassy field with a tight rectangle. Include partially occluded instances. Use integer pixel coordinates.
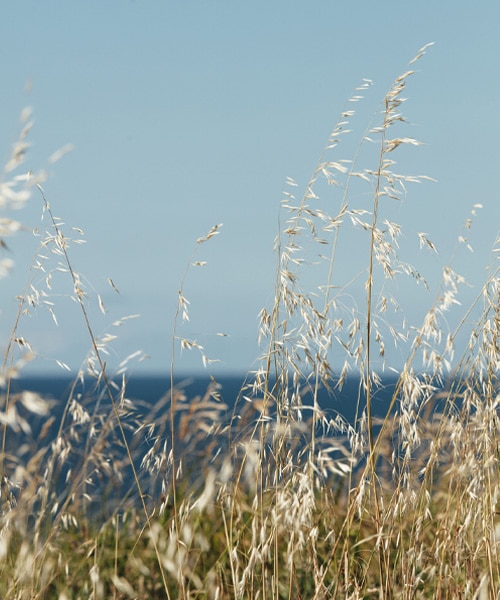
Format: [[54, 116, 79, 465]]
[[2, 43, 500, 599]]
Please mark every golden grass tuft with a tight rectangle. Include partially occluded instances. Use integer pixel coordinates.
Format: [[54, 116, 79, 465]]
[[2, 43, 500, 598]]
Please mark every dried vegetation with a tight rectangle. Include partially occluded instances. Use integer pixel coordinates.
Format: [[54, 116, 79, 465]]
[[2, 44, 500, 598]]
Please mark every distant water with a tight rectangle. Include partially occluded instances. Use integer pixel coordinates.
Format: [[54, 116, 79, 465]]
[[3, 373, 440, 511], [8, 373, 401, 424]]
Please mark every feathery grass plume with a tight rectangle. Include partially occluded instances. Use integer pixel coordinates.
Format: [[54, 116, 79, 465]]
[[5, 41, 500, 597], [0, 108, 41, 384], [167, 222, 226, 596], [0, 161, 175, 595]]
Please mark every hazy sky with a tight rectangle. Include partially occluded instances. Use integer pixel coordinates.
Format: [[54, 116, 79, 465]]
[[1, 1, 499, 377]]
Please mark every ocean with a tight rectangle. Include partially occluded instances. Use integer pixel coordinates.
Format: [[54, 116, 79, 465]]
[[8, 372, 401, 425], [1, 372, 424, 513]]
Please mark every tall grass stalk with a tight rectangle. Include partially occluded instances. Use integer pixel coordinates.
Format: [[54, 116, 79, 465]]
[[2, 43, 500, 598]]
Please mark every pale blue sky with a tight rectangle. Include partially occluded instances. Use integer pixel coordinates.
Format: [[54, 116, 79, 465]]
[[1, 1, 499, 376]]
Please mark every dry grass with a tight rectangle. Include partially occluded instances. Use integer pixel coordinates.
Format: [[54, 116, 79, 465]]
[[2, 43, 500, 598]]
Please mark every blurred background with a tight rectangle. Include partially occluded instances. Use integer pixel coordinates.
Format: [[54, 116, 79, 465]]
[[0, 1, 498, 376]]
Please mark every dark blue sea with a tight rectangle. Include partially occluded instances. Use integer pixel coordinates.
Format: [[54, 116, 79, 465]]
[[9, 372, 401, 425], [3, 373, 446, 513]]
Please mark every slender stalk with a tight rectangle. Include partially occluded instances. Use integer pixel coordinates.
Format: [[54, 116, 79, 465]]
[[365, 97, 391, 597], [33, 181, 172, 599]]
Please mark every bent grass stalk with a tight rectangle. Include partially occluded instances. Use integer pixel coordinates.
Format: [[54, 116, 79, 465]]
[[169, 221, 222, 599], [28, 180, 171, 599]]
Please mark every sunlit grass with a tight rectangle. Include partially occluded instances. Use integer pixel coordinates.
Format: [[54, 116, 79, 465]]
[[2, 43, 500, 598]]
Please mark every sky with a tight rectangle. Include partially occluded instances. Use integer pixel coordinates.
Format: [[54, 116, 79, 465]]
[[0, 1, 499, 378]]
